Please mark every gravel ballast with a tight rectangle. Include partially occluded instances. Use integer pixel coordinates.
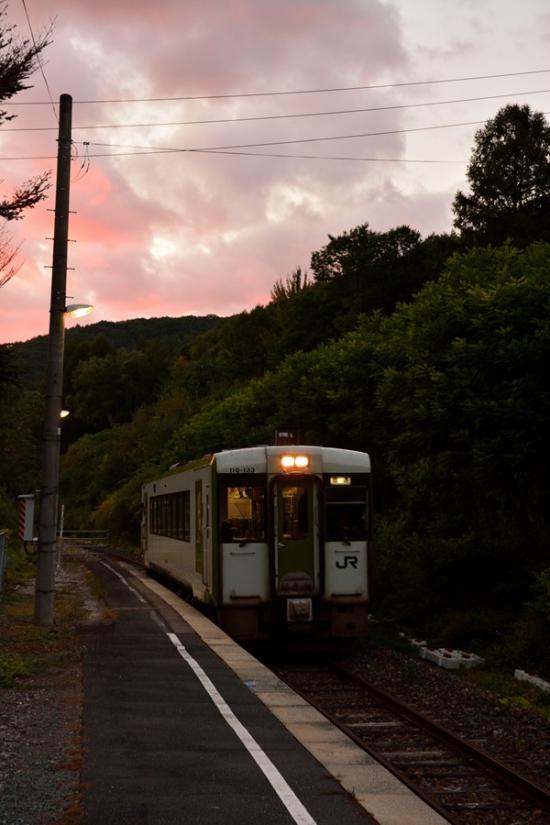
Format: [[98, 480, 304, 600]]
[[0, 665, 82, 825]]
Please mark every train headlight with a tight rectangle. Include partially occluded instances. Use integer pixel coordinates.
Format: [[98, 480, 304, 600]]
[[280, 454, 309, 470]]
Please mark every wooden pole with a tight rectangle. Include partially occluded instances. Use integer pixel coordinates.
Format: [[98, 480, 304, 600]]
[[34, 94, 72, 626]]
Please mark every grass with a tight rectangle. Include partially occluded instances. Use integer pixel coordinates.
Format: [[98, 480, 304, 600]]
[[0, 652, 36, 686], [0, 547, 94, 689], [84, 564, 106, 601], [460, 666, 550, 723], [368, 616, 550, 723]]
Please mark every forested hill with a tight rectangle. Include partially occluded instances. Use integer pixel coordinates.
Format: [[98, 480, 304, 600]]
[[11, 314, 219, 384], [2, 103, 550, 673]]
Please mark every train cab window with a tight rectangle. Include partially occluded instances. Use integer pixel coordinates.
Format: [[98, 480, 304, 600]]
[[281, 486, 309, 540], [325, 486, 367, 540], [222, 486, 265, 542]]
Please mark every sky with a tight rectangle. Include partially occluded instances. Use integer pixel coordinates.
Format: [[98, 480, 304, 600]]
[[1, 0, 550, 343]]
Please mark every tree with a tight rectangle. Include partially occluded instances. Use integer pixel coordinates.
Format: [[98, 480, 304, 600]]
[[0, 343, 42, 530], [310, 223, 429, 317], [0, 341, 18, 386], [453, 104, 550, 245], [0, 3, 51, 288], [0, 226, 20, 288], [270, 267, 311, 303], [373, 243, 550, 614], [311, 223, 421, 284], [67, 342, 175, 431]]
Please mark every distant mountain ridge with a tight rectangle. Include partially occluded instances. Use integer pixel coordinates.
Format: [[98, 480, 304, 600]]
[[10, 314, 220, 384]]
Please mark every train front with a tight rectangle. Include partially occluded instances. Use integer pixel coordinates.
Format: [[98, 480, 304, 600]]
[[215, 446, 372, 639]]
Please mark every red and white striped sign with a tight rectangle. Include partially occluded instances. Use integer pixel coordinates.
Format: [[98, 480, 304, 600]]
[[17, 495, 35, 542]]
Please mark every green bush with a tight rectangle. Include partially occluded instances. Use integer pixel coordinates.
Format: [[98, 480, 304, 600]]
[[483, 612, 550, 676], [531, 566, 550, 622], [0, 653, 34, 687], [0, 488, 17, 533], [425, 608, 505, 650]]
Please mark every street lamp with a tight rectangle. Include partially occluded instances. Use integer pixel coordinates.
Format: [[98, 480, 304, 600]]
[[34, 94, 79, 626], [34, 299, 93, 625], [65, 303, 93, 318]]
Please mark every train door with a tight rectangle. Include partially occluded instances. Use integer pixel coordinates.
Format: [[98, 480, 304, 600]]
[[274, 478, 319, 595], [203, 485, 211, 587], [195, 479, 203, 575], [141, 491, 148, 557]]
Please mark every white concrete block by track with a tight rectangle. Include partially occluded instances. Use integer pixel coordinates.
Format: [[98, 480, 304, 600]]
[[401, 635, 484, 670], [419, 646, 484, 669], [514, 669, 550, 693]]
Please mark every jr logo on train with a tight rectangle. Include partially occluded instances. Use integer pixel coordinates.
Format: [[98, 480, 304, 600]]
[[141, 445, 372, 640]]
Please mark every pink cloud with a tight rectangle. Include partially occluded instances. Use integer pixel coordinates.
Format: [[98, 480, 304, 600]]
[[3, 0, 488, 345]]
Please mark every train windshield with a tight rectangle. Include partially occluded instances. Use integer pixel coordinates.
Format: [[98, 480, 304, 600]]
[[222, 486, 266, 542], [325, 485, 367, 540]]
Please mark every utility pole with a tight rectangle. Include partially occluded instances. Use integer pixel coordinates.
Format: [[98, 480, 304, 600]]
[[34, 94, 72, 626]]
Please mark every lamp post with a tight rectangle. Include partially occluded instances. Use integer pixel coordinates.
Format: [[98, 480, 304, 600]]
[[33, 94, 73, 626]]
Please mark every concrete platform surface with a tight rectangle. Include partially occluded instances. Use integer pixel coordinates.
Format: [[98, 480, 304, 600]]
[[81, 558, 449, 825]]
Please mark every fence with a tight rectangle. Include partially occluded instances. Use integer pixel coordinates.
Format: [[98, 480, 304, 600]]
[[58, 530, 109, 548], [0, 532, 7, 593], [0, 529, 110, 590]]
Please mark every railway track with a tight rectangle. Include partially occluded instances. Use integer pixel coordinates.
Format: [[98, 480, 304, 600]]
[[96, 550, 550, 823], [270, 660, 550, 825]]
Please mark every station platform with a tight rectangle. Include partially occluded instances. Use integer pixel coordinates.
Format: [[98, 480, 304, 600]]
[[81, 558, 449, 825]]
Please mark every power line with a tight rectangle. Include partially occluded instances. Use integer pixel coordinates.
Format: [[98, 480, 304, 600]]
[[4, 87, 550, 133], [84, 116, 508, 153], [20, 0, 57, 123], [0, 115, 527, 162], [3, 110, 550, 164], [196, 150, 465, 164], [0, 149, 465, 163], [4, 67, 550, 106]]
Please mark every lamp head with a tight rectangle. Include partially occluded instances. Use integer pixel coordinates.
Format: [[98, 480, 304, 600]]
[[65, 303, 93, 318]]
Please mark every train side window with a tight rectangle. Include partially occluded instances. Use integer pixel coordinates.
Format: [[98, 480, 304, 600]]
[[149, 491, 191, 541], [222, 486, 265, 542], [325, 486, 367, 540], [183, 492, 191, 541]]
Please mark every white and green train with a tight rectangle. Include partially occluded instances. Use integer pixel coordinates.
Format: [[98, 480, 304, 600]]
[[141, 445, 373, 640]]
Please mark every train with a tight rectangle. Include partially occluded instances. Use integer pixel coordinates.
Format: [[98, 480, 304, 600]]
[[141, 445, 373, 640]]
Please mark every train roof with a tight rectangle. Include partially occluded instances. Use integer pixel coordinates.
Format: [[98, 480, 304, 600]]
[[145, 446, 371, 485], [214, 445, 370, 474]]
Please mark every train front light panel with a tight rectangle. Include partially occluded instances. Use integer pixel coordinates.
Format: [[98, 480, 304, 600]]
[[280, 454, 310, 471]]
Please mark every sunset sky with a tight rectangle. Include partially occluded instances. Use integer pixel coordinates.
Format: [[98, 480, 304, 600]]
[[1, 0, 550, 343]]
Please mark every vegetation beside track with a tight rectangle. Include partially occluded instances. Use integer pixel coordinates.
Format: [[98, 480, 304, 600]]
[[0, 547, 95, 688], [367, 619, 550, 723]]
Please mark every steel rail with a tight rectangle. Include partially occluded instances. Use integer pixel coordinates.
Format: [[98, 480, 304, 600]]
[[283, 667, 463, 825], [332, 663, 550, 816]]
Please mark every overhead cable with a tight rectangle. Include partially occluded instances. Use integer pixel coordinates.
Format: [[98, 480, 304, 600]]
[[5, 87, 550, 132], [83, 116, 516, 153], [3, 111, 550, 163], [20, 0, 57, 123], [4, 67, 550, 106]]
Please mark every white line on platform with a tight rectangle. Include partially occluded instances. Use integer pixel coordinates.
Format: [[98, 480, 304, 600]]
[[167, 631, 318, 825], [100, 561, 147, 604]]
